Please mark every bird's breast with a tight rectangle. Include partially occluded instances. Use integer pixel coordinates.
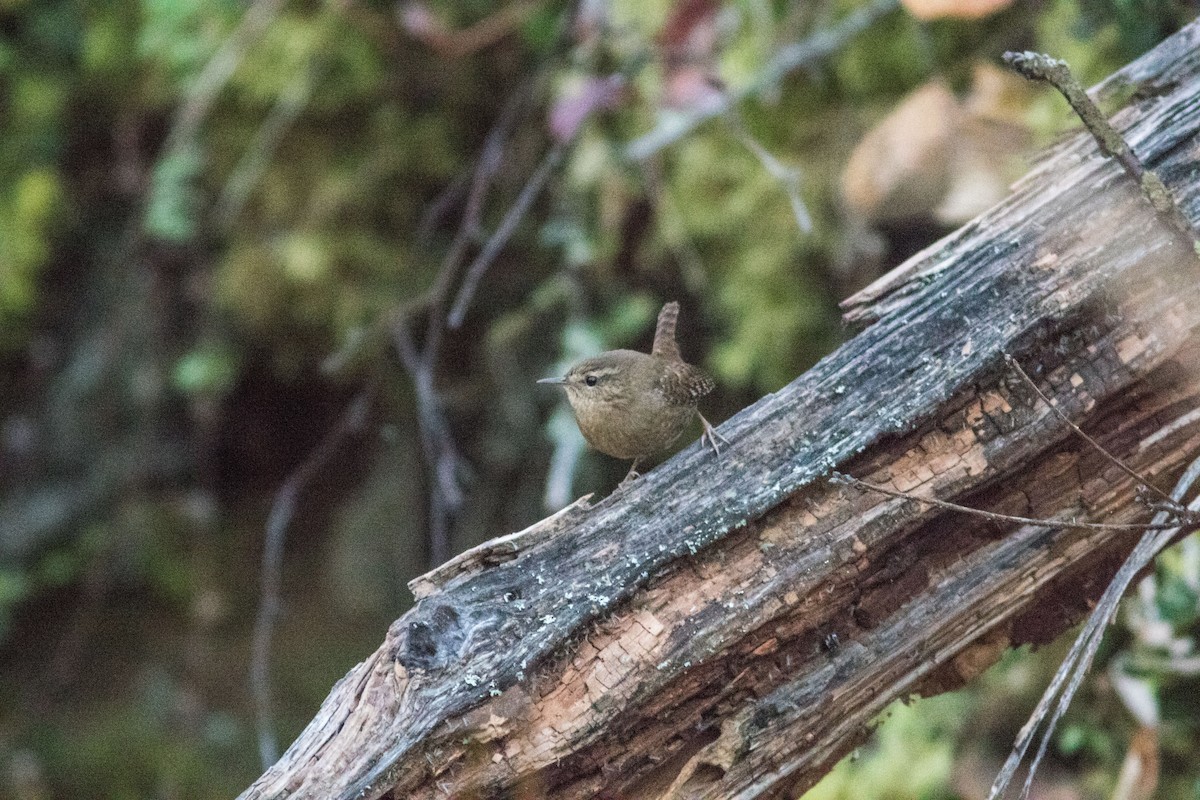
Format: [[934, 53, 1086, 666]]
[[572, 398, 696, 460]]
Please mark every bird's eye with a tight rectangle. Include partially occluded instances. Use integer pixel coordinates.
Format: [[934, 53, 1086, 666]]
[[585, 375, 598, 387]]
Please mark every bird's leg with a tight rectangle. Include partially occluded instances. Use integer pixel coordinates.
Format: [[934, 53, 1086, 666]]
[[699, 413, 729, 457], [618, 458, 642, 488]]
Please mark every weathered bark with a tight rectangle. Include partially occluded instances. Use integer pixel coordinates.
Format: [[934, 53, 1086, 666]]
[[240, 22, 1200, 800]]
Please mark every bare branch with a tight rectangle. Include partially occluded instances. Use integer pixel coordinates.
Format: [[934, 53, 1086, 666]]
[[424, 82, 533, 356], [166, 0, 285, 155], [320, 79, 536, 566], [215, 63, 317, 230], [250, 387, 374, 768], [415, 169, 470, 248], [728, 115, 812, 233], [392, 321, 466, 566], [447, 140, 567, 329], [1003, 51, 1199, 250], [625, 0, 900, 161], [321, 79, 533, 378]]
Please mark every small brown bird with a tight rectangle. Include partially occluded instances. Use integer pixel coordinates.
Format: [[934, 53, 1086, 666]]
[[539, 301, 726, 484]]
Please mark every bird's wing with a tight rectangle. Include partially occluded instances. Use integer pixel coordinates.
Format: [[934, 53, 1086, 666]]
[[657, 360, 715, 404]]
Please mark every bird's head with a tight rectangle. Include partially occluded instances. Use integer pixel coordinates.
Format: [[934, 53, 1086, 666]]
[[537, 351, 643, 413]]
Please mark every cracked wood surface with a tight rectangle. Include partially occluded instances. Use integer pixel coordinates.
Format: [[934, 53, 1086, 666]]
[[239, 21, 1200, 800]]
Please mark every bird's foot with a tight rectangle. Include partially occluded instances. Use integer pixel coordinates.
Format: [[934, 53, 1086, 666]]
[[699, 412, 729, 458], [617, 459, 642, 489]]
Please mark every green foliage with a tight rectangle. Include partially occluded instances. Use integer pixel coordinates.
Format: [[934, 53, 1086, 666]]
[[0, 569, 33, 642], [0, 168, 64, 344], [31, 696, 247, 800], [145, 143, 204, 241], [1116, 532, 1200, 733], [173, 342, 240, 396], [34, 539, 94, 589], [805, 694, 967, 800], [653, 130, 839, 389], [193, 6, 466, 361], [137, 0, 233, 95], [1078, 0, 1195, 54], [520, 2, 567, 53], [834, 11, 931, 101], [1057, 720, 1120, 761], [0, 0, 74, 351]]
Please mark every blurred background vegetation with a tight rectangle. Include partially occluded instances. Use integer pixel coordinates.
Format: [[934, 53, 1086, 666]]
[[1, 0, 1198, 797]]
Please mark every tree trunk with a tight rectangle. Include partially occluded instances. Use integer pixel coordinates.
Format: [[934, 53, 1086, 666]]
[[240, 22, 1200, 800]]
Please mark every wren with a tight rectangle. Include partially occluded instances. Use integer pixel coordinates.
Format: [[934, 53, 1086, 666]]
[[539, 301, 727, 484]]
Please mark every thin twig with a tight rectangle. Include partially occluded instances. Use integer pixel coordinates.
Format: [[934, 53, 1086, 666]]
[[985, 58, 1200, 791], [250, 387, 374, 768], [988, 455, 1200, 800], [625, 0, 900, 161], [416, 170, 470, 249], [392, 321, 465, 566], [447, 140, 567, 329], [216, 62, 317, 230], [355, 56, 555, 567], [321, 78, 533, 567], [1003, 51, 1199, 249], [358, 11, 567, 567], [424, 82, 533, 357], [320, 80, 527, 380], [400, 0, 540, 59], [1003, 354, 1179, 507], [727, 115, 812, 233], [834, 474, 1190, 531], [165, 0, 286, 155]]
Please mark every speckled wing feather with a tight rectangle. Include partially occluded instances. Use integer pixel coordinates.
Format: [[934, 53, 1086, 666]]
[[657, 361, 715, 405]]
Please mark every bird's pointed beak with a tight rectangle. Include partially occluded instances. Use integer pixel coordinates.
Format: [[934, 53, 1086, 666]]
[[537, 376, 567, 386]]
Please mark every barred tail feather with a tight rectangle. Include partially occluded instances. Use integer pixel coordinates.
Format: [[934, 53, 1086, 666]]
[[653, 301, 682, 361]]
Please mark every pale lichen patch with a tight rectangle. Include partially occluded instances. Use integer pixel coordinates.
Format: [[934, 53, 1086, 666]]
[[1117, 334, 1146, 363], [1031, 250, 1060, 270]]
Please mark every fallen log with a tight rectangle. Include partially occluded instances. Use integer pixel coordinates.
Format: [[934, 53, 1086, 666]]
[[240, 20, 1200, 800]]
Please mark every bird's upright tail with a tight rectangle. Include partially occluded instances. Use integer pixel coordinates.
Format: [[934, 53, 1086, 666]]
[[652, 301, 682, 361]]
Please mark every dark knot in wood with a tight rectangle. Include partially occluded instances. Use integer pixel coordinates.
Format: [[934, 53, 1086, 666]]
[[398, 604, 465, 671]]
